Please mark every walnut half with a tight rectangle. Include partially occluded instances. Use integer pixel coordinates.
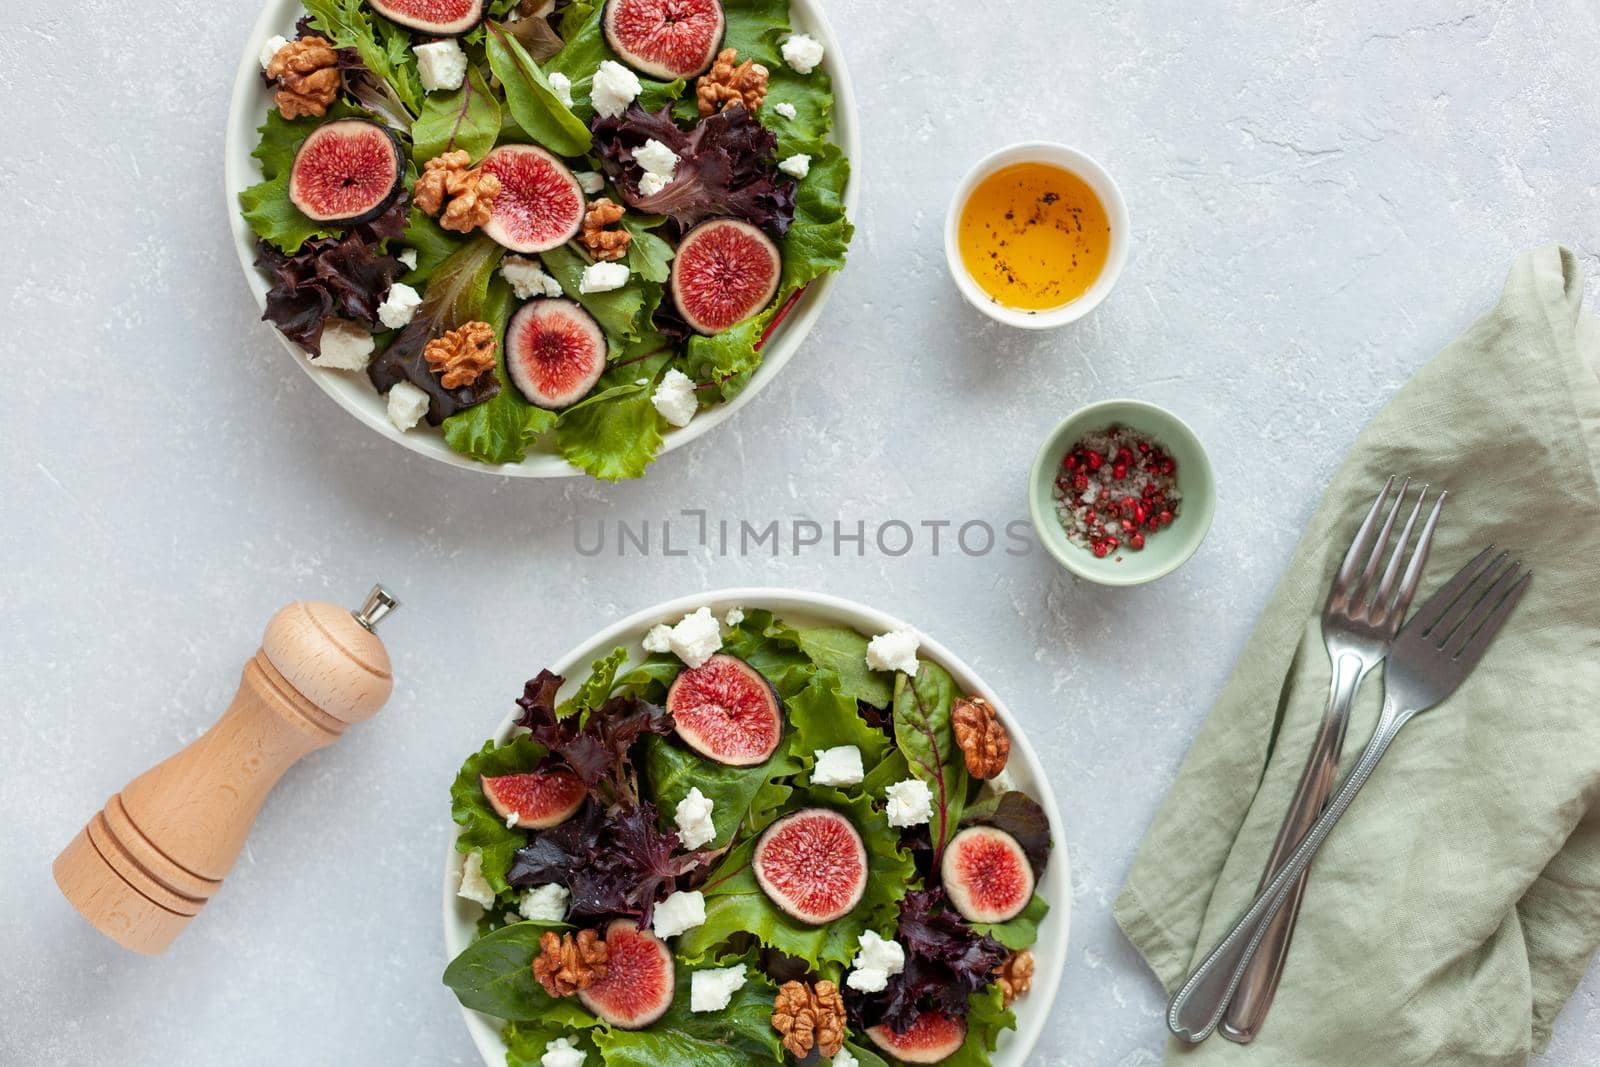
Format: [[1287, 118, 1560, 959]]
[[266, 36, 341, 120], [995, 948, 1034, 1006], [771, 979, 846, 1060], [696, 48, 769, 116], [414, 151, 502, 235], [424, 321, 498, 389], [579, 198, 631, 262], [532, 929, 608, 998], [952, 696, 1010, 778]]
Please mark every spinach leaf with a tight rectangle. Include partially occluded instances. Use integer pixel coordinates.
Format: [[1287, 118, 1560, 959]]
[[643, 735, 799, 849], [892, 662, 969, 860], [484, 22, 591, 157], [971, 893, 1050, 951], [441, 919, 600, 1023]]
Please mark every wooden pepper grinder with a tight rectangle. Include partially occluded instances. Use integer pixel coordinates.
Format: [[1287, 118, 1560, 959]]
[[53, 585, 399, 955]]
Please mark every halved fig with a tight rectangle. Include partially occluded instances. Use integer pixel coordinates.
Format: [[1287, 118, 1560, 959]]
[[866, 1011, 969, 1064], [603, 0, 725, 80], [669, 218, 782, 334], [666, 653, 783, 766], [578, 919, 675, 1028], [288, 118, 404, 225], [505, 298, 606, 409], [480, 144, 586, 254], [753, 808, 867, 924], [940, 826, 1035, 924], [367, 0, 485, 35], [480, 770, 585, 830]]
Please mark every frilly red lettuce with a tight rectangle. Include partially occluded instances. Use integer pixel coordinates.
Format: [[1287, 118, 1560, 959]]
[[590, 103, 796, 236]]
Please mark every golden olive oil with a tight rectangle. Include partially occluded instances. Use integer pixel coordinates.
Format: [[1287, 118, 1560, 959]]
[[958, 162, 1111, 311]]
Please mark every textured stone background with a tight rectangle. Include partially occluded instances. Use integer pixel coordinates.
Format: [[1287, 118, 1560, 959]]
[[3, 0, 1599, 1063]]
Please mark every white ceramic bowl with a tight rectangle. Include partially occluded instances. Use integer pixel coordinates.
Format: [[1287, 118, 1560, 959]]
[[943, 141, 1129, 330], [442, 587, 1070, 1067], [225, 0, 860, 477]]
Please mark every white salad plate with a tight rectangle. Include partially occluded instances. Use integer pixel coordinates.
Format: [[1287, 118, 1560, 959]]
[[441, 587, 1070, 1067], [225, 0, 860, 478]]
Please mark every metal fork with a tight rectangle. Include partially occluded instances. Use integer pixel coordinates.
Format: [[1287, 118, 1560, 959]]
[[1168, 547, 1532, 1044], [1219, 477, 1445, 1042]]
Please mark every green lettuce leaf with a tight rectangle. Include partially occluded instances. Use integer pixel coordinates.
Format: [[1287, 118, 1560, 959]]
[[943, 984, 1019, 1067], [538, 244, 654, 344], [643, 735, 800, 850], [450, 736, 546, 894], [441, 919, 599, 1024], [239, 176, 339, 253], [545, 5, 683, 121], [557, 647, 629, 719], [553, 381, 664, 481], [398, 208, 465, 285], [615, 654, 682, 702], [720, 609, 818, 699], [892, 662, 970, 860], [504, 1022, 595, 1067], [787, 670, 890, 775], [622, 215, 675, 284], [484, 22, 591, 157], [411, 62, 501, 163], [971, 893, 1050, 951], [591, 950, 781, 1066]]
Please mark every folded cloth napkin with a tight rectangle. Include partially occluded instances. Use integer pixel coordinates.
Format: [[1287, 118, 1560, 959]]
[[1114, 246, 1600, 1065]]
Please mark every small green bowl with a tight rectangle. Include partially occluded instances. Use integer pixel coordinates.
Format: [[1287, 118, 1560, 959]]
[[1028, 399, 1216, 586]]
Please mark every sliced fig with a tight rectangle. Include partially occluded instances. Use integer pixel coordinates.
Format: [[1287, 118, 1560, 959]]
[[480, 144, 586, 254], [479, 770, 585, 830], [940, 826, 1035, 924], [578, 919, 675, 1028], [603, 0, 725, 80], [288, 118, 404, 225], [866, 1011, 969, 1064], [666, 653, 783, 766], [753, 808, 867, 924], [366, 0, 485, 35], [669, 218, 782, 334], [505, 297, 606, 409]]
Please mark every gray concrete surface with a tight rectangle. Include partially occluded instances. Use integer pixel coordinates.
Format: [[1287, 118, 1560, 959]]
[[3, 0, 1599, 1063]]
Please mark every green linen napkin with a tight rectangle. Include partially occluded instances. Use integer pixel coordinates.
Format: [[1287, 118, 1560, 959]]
[[1114, 245, 1600, 1065]]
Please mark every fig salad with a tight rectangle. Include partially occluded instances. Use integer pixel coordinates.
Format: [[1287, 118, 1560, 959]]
[[443, 609, 1054, 1067], [239, 0, 852, 479]]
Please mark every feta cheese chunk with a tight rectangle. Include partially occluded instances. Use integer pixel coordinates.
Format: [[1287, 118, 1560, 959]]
[[674, 786, 716, 849], [414, 39, 468, 92], [633, 138, 679, 181], [576, 170, 606, 194], [642, 623, 673, 653], [396, 247, 419, 271], [690, 964, 749, 1012], [885, 777, 934, 828], [548, 71, 573, 107], [505, 811, 521, 829], [845, 930, 907, 993], [724, 607, 745, 626], [377, 281, 423, 329], [518, 883, 571, 922], [652, 368, 698, 428], [638, 171, 670, 197], [772, 101, 797, 120], [310, 319, 375, 371], [781, 33, 825, 74], [778, 153, 811, 179], [866, 628, 921, 676], [501, 255, 565, 299], [456, 851, 496, 909], [579, 261, 630, 294], [662, 606, 723, 667], [652, 889, 706, 939], [259, 34, 290, 70], [386, 381, 431, 432], [541, 1036, 586, 1067], [590, 60, 641, 118], [811, 745, 864, 788], [832, 1050, 860, 1067]]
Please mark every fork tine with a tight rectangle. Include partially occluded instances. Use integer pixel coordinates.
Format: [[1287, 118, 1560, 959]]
[[1443, 560, 1522, 656], [1351, 477, 1411, 606], [1449, 568, 1532, 670], [1372, 484, 1427, 613], [1385, 490, 1447, 621], [1333, 476, 1397, 595], [1403, 546, 1497, 636], [1427, 551, 1509, 643]]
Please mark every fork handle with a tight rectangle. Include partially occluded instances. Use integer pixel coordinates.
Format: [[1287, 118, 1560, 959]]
[[1167, 698, 1410, 1043], [1219, 652, 1369, 1042]]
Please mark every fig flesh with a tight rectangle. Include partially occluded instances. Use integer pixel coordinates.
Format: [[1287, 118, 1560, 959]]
[[367, 0, 485, 36], [666, 653, 783, 766], [504, 297, 607, 409], [940, 825, 1035, 924], [752, 808, 867, 924], [288, 118, 405, 226], [603, 0, 725, 80], [480, 144, 587, 254], [480, 770, 585, 829], [578, 919, 676, 1028], [669, 217, 782, 334], [866, 1011, 969, 1064]]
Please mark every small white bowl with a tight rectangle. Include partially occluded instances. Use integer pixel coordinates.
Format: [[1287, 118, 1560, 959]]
[[943, 142, 1129, 330]]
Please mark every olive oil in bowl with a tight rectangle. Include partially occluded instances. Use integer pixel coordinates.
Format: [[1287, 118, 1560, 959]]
[[957, 162, 1112, 313]]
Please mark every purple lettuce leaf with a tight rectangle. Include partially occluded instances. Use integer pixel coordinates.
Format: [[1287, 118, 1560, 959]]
[[847, 888, 1009, 1033], [512, 670, 675, 808]]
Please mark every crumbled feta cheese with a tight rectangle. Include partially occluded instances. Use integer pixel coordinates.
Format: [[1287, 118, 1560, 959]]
[[259, 34, 290, 70], [885, 778, 934, 828], [501, 255, 564, 299], [832, 1050, 859, 1067], [505, 810, 521, 829], [845, 930, 907, 993], [865, 628, 920, 676], [664, 606, 723, 667], [772, 101, 797, 120], [652, 368, 698, 428], [576, 170, 606, 194], [724, 607, 745, 626], [778, 153, 812, 179], [638, 171, 670, 197], [674, 787, 716, 849], [781, 33, 825, 74], [690, 964, 749, 1012], [396, 247, 418, 271], [519, 883, 571, 922], [386, 381, 431, 432], [310, 319, 375, 371], [457, 851, 496, 908], [811, 745, 864, 788], [377, 281, 423, 329], [633, 138, 679, 180], [590, 60, 641, 118], [652, 889, 706, 939], [414, 39, 468, 92], [548, 71, 573, 107], [579, 261, 630, 294], [642, 623, 673, 653], [541, 1036, 586, 1067]]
